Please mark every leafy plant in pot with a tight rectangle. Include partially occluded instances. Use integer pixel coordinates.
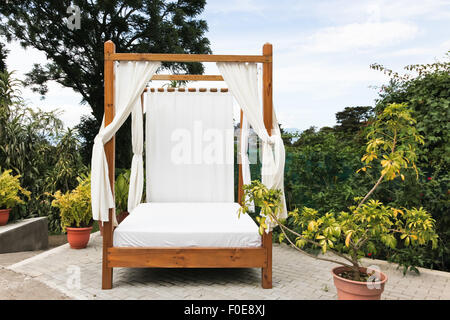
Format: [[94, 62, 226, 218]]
[[240, 103, 439, 300], [98, 170, 130, 236], [115, 170, 130, 224], [52, 174, 93, 249], [0, 169, 30, 226]]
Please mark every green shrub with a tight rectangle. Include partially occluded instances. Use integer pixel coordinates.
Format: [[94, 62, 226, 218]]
[[370, 54, 450, 270], [0, 169, 30, 209], [0, 71, 86, 231], [51, 174, 92, 232], [115, 169, 130, 213]]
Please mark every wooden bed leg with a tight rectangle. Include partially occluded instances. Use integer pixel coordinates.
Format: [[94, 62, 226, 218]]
[[102, 219, 114, 289], [102, 264, 113, 289], [262, 231, 272, 289]]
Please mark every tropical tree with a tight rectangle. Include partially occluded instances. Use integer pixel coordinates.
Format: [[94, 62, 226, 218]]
[[0, 0, 211, 166], [334, 106, 374, 136]]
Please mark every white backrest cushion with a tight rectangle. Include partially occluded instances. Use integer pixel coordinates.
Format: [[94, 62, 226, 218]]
[[145, 91, 235, 202]]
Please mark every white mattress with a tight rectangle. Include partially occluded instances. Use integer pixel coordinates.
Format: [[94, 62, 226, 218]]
[[113, 202, 261, 248]]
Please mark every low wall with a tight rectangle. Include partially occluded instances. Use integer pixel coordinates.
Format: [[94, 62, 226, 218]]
[[0, 217, 48, 253]]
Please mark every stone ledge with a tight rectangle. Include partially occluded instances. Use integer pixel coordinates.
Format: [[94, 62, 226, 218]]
[[0, 217, 48, 253]]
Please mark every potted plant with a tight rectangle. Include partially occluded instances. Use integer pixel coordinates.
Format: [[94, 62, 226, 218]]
[[240, 103, 438, 300], [115, 170, 130, 224], [0, 169, 30, 226], [52, 174, 93, 249]]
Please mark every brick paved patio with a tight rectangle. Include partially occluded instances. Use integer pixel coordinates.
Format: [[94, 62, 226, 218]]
[[6, 232, 450, 300]]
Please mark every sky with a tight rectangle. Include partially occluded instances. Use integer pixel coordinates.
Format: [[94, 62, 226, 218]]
[[4, 0, 450, 130]]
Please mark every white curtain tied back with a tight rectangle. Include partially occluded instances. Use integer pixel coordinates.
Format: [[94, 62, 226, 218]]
[[217, 62, 287, 231], [91, 61, 160, 224]]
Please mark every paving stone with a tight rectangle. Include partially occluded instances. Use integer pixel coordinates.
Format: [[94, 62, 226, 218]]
[[5, 233, 450, 300]]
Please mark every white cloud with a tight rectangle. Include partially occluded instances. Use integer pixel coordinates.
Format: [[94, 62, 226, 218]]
[[303, 22, 419, 53], [32, 102, 92, 128], [207, 0, 266, 15], [313, 0, 450, 24], [276, 61, 388, 92]]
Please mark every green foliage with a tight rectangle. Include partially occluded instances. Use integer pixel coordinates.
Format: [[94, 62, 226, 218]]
[[0, 169, 30, 209], [290, 201, 437, 270], [277, 54, 449, 272], [0, 71, 87, 232], [0, 70, 21, 113], [285, 128, 362, 213], [241, 179, 437, 282], [371, 54, 450, 169], [241, 103, 439, 281], [45, 129, 87, 193], [0, 0, 211, 166], [163, 80, 187, 88], [0, 41, 7, 73], [370, 54, 450, 271], [115, 170, 130, 214], [335, 106, 374, 136], [51, 174, 92, 232], [359, 103, 423, 181], [239, 180, 284, 235]]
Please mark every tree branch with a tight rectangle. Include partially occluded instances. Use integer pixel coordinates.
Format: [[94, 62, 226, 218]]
[[267, 210, 357, 266]]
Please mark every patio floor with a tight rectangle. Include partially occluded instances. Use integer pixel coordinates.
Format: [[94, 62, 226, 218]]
[[4, 232, 450, 300]]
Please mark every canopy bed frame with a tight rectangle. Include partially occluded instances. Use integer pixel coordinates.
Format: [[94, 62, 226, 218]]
[[100, 40, 276, 290]]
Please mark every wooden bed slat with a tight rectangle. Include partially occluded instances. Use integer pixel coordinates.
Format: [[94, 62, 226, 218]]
[[107, 247, 266, 268], [145, 88, 229, 93]]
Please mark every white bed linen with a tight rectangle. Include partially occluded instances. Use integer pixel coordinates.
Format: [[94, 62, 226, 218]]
[[113, 202, 261, 248]]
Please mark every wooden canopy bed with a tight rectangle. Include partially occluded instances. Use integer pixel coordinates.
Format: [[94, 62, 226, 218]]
[[100, 41, 278, 290]]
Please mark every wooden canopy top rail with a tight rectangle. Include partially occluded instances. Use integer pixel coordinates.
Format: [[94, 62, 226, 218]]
[[102, 40, 273, 290], [105, 52, 270, 63]]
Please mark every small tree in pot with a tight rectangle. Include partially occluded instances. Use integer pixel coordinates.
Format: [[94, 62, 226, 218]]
[[52, 174, 93, 249], [240, 103, 438, 300], [0, 169, 30, 226]]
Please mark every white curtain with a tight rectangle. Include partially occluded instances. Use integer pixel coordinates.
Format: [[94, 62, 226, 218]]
[[91, 61, 160, 223], [145, 90, 235, 203], [217, 62, 287, 231], [240, 114, 254, 211], [127, 93, 144, 213]]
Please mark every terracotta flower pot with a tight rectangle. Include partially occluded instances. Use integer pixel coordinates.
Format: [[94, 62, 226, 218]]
[[0, 208, 11, 226], [66, 226, 93, 249], [332, 266, 388, 300]]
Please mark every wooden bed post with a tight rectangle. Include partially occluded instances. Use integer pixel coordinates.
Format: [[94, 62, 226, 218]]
[[102, 40, 115, 290], [261, 43, 273, 289], [238, 110, 244, 204]]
